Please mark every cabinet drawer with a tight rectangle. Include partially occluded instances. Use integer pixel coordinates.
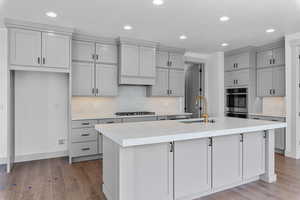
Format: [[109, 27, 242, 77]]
[[71, 141, 98, 157], [72, 120, 96, 128], [72, 128, 98, 143]]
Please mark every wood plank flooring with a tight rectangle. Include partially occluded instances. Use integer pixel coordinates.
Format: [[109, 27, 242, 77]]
[[0, 154, 300, 200]]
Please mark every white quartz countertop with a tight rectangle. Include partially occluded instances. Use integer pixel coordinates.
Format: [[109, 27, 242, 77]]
[[95, 117, 287, 147], [72, 112, 193, 121], [248, 112, 286, 119]]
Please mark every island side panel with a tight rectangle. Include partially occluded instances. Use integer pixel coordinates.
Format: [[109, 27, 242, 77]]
[[103, 136, 120, 200], [260, 129, 277, 183]]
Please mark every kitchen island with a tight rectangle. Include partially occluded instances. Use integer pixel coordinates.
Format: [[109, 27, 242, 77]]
[[95, 117, 286, 200]]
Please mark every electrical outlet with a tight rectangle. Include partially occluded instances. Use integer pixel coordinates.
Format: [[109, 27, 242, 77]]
[[58, 139, 65, 145]]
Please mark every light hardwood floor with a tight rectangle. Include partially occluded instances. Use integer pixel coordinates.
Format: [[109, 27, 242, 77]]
[[0, 154, 299, 200]]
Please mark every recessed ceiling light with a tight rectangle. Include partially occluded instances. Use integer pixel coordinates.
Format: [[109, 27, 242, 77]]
[[46, 11, 57, 18], [266, 28, 275, 33], [179, 35, 187, 40], [221, 43, 229, 47], [219, 16, 230, 22], [153, 0, 164, 6], [123, 25, 133, 30]]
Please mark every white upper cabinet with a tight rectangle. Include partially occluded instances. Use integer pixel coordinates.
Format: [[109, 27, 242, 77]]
[[8, 26, 72, 71], [272, 47, 285, 66], [95, 64, 118, 96], [72, 40, 94, 62], [225, 52, 250, 71], [224, 70, 249, 87], [72, 36, 118, 97], [169, 52, 184, 69], [9, 29, 42, 67], [95, 43, 118, 64], [257, 47, 285, 68], [120, 44, 140, 77], [169, 69, 185, 96], [272, 66, 285, 96], [156, 51, 169, 67], [42, 32, 70, 69], [139, 46, 156, 78], [257, 68, 273, 97], [148, 68, 169, 96], [72, 62, 94, 96], [257, 50, 273, 68], [118, 38, 157, 85], [257, 66, 285, 97]]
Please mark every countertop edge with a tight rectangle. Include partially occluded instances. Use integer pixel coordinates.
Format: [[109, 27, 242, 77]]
[[99, 122, 287, 148]]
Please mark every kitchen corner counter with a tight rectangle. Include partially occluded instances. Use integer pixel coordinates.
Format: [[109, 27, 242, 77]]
[[96, 117, 286, 147], [72, 112, 193, 121], [248, 113, 286, 119]]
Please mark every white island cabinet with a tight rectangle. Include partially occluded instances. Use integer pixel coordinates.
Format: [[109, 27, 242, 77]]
[[96, 117, 286, 200]]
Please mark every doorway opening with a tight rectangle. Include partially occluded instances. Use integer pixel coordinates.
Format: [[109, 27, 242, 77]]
[[185, 62, 205, 118]]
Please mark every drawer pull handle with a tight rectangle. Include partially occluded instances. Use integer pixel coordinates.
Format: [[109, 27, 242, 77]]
[[82, 122, 90, 125], [81, 148, 90, 151], [81, 134, 90, 137], [106, 121, 114, 124]]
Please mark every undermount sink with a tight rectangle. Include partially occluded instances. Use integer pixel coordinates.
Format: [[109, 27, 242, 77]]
[[180, 119, 216, 124]]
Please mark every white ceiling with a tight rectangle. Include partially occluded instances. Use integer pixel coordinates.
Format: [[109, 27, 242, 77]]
[[1, 0, 300, 53]]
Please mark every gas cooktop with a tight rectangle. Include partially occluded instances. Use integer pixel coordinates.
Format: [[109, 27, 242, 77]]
[[115, 111, 156, 116]]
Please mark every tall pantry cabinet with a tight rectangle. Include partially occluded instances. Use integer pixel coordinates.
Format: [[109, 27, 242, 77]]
[[4, 19, 74, 173]]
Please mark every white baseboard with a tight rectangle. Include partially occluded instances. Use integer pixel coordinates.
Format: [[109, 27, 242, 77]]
[[0, 157, 7, 165], [14, 150, 68, 163]]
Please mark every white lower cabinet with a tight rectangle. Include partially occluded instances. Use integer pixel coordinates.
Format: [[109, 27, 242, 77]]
[[121, 143, 174, 200], [243, 131, 265, 180], [212, 134, 243, 190], [174, 138, 211, 200]]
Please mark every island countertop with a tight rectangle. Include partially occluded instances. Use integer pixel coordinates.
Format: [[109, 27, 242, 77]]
[[95, 117, 286, 147]]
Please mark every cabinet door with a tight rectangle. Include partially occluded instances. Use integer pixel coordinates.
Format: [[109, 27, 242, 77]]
[[95, 64, 118, 96], [9, 29, 41, 67], [235, 52, 250, 69], [169, 69, 185, 97], [120, 44, 139, 76], [243, 132, 265, 180], [257, 50, 273, 68], [72, 40, 95, 62], [174, 139, 211, 200], [224, 55, 235, 71], [42, 32, 70, 68], [132, 143, 173, 200], [212, 134, 242, 189], [272, 47, 285, 66], [272, 67, 285, 96], [257, 68, 273, 97], [72, 62, 94, 96], [169, 53, 184, 69], [95, 43, 117, 64], [150, 68, 169, 96], [156, 51, 169, 67], [224, 71, 235, 87], [235, 70, 249, 86], [139, 46, 156, 78]]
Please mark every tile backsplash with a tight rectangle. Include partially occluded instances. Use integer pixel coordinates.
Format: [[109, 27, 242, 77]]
[[72, 86, 184, 114], [262, 97, 286, 114]]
